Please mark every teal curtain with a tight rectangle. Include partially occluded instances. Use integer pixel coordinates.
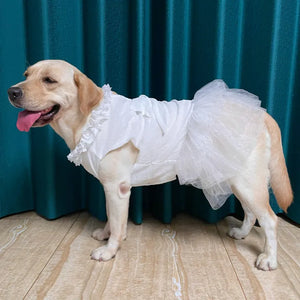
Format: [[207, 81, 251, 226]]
[[0, 0, 299, 224]]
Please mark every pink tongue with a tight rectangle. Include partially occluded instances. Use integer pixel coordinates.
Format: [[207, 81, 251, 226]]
[[17, 110, 42, 132]]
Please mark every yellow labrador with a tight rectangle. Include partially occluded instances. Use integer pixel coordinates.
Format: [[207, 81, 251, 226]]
[[8, 60, 293, 270]]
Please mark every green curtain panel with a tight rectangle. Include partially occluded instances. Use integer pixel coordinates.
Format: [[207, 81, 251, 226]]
[[0, 0, 299, 224]]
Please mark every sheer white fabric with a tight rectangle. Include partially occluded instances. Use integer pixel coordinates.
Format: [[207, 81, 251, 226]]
[[176, 80, 266, 209], [68, 80, 266, 210]]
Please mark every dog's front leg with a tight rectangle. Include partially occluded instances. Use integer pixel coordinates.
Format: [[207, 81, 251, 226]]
[[90, 142, 137, 261], [92, 220, 110, 241], [90, 181, 130, 261]]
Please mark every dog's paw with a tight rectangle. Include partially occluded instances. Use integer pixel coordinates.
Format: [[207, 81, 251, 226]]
[[90, 245, 116, 261], [255, 253, 277, 271], [227, 227, 247, 240], [92, 228, 110, 241]]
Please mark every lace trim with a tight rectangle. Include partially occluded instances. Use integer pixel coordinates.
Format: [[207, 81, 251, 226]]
[[67, 84, 112, 166]]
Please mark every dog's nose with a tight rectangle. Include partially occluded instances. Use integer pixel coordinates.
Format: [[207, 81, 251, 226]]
[[8, 86, 23, 101]]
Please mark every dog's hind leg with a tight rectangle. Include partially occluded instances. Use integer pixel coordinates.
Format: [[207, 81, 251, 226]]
[[230, 131, 278, 270], [232, 181, 278, 270], [255, 206, 278, 271], [228, 203, 256, 240]]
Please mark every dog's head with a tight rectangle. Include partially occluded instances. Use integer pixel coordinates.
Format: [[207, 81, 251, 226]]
[[8, 60, 102, 132]]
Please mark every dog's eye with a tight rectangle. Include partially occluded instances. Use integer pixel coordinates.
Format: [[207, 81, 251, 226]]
[[43, 77, 57, 84]]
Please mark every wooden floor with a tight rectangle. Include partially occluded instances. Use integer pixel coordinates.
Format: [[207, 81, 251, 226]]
[[0, 212, 299, 300]]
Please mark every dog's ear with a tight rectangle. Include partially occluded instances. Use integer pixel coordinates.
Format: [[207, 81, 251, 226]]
[[74, 72, 102, 116]]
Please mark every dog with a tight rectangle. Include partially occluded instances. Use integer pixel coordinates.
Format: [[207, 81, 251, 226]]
[[8, 60, 293, 271]]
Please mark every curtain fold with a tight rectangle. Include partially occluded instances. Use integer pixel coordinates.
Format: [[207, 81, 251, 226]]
[[0, 0, 299, 224]]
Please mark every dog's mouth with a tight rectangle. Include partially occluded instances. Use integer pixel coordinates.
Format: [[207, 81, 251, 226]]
[[17, 104, 60, 132]]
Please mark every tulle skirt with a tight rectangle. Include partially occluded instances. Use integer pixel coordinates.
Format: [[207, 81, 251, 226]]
[[176, 80, 266, 209]]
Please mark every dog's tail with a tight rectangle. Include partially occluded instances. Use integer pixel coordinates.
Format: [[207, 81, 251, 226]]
[[266, 114, 293, 212]]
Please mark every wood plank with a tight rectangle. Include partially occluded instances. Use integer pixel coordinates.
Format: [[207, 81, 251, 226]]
[[217, 216, 300, 300], [0, 211, 79, 299], [26, 213, 245, 299], [24, 212, 108, 299], [164, 215, 246, 300], [2, 212, 298, 299]]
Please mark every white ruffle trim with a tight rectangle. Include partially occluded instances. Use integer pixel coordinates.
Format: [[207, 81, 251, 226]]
[[67, 84, 112, 166]]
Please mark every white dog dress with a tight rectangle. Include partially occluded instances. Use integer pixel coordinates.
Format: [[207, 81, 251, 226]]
[[68, 80, 266, 209]]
